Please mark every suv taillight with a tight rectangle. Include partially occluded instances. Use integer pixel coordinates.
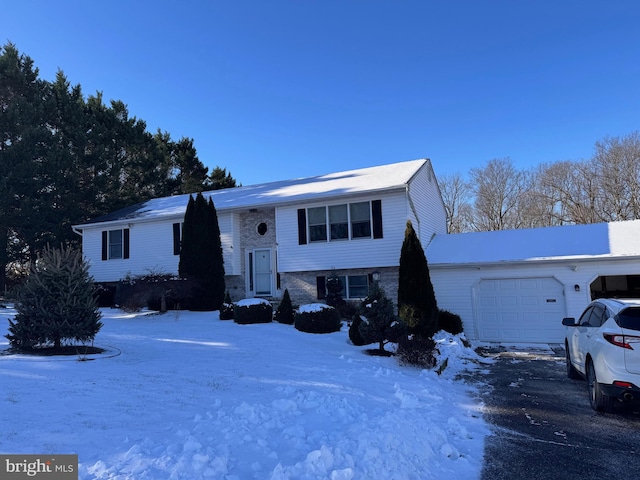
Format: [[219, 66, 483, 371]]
[[603, 333, 640, 349]]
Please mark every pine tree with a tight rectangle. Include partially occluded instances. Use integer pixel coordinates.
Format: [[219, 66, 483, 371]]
[[397, 220, 439, 338], [6, 245, 102, 350]]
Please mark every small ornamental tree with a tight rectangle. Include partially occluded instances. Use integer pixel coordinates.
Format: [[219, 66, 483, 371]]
[[178, 193, 225, 311], [397, 220, 439, 338], [6, 245, 102, 350], [352, 281, 407, 352]]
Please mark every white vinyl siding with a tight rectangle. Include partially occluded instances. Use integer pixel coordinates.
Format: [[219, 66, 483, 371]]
[[82, 212, 240, 282], [218, 212, 240, 275], [407, 163, 447, 240], [276, 192, 409, 272], [83, 221, 181, 282]]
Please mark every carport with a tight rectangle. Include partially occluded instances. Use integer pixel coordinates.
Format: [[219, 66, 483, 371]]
[[426, 219, 640, 343]]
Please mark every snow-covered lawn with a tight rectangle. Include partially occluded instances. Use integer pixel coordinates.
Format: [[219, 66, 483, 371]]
[[0, 306, 490, 479]]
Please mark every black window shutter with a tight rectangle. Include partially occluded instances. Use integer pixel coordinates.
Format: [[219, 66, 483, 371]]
[[316, 276, 326, 299], [101, 231, 108, 261], [172, 223, 181, 255], [123, 228, 130, 259], [372, 200, 383, 239], [297, 209, 307, 245]]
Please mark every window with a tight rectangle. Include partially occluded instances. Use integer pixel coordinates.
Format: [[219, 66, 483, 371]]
[[101, 228, 129, 260], [346, 274, 369, 298], [109, 230, 123, 259], [308, 207, 327, 242], [317, 274, 369, 300], [298, 200, 382, 244], [350, 202, 371, 239], [329, 205, 348, 240]]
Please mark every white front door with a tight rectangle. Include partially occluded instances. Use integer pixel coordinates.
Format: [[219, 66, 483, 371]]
[[254, 249, 272, 296]]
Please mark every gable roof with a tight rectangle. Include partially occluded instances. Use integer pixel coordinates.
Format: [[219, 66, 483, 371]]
[[426, 219, 640, 266], [74, 158, 429, 228]]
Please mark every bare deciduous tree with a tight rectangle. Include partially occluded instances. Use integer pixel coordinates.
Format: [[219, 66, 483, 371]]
[[593, 131, 640, 221], [469, 158, 530, 231], [437, 173, 473, 233]]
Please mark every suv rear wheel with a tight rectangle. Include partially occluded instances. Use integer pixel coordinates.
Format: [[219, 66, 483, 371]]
[[587, 359, 614, 412]]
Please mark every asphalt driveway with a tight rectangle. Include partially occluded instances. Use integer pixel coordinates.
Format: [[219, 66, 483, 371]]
[[476, 345, 640, 479]]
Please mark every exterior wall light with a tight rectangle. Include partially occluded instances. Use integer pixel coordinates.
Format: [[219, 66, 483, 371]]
[[574, 284, 580, 292], [372, 271, 381, 282]]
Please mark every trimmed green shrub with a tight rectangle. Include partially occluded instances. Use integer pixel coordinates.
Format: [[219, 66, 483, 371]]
[[219, 291, 234, 320], [274, 289, 295, 325], [294, 304, 341, 334], [438, 309, 463, 335], [234, 299, 272, 324]]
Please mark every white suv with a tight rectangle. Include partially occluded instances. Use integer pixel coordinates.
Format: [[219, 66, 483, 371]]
[[563, 298, 640, 412]]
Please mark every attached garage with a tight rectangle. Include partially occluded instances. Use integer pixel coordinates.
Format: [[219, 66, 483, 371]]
[[426, 220, 640, 344]]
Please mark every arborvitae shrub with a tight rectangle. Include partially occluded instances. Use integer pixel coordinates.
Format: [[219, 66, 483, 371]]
[[6, 245, 102, 350], [219, 291, 234, 320], [398, 220, 439, 338], [233, 299, 273, 324], [294, 304, 341, 334], [438, 309, 463, 335], [274, 289, 295, 325]]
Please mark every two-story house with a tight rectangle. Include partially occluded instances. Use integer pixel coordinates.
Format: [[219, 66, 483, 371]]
[[72, 158, 447, 306]]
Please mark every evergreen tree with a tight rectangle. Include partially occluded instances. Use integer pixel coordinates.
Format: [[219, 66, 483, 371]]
[[208, 166, 239, 190], [274, 288, 295, 324], [397, 220, 439, 338], [352, 281, 406, 352], [6, 245, 102, 350], [178, 193, 225, 310], [207, 197, 226, 310]]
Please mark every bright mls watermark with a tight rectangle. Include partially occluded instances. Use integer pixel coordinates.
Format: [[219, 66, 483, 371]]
[[0, 455, 77, 479]]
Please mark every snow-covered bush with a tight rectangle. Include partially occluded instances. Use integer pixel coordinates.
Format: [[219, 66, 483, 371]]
[[294, 304, 341, 334], [234, 298, 272, 324]]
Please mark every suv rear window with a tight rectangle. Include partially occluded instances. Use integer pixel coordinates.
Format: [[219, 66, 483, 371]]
[[616, 307, 640, 331]]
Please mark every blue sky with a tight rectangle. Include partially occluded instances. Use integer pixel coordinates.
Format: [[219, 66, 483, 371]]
[[4, 1, 639, 186]]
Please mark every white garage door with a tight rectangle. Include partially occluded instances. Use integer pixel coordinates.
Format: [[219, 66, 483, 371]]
[[475, 277, 566, 343]]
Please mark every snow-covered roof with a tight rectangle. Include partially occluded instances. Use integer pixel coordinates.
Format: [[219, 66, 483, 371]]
[[426, 219, 640, 266], [75, 159, 428, 227]]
